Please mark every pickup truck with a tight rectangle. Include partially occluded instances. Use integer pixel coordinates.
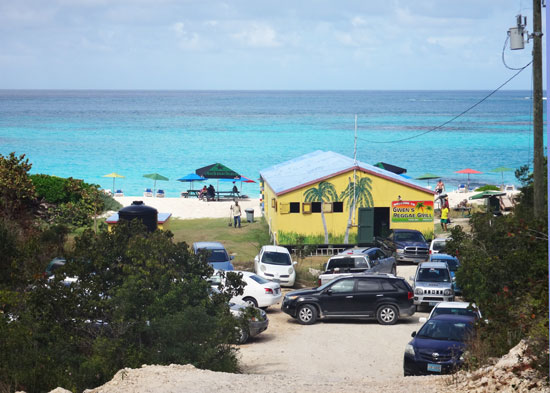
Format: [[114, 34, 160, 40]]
[[385, 229, 430, 264], [317, 247, 397, 286]]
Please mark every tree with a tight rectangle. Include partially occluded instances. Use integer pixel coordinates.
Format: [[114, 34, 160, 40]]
[[304, 181, 338, 244], [0, 153, 36, 221], [339, 176, 373, 244], [0, 221, 246, 392]]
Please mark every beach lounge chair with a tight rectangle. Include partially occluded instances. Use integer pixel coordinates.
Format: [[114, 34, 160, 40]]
[[156, 189, 165, 198], [457, 184, 467, 193], [114, 189, 124, 197], [500, 196, 514, 211], [144, 188, 153, 197]]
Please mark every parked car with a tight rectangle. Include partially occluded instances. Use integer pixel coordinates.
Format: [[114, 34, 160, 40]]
[[429, 253, 461, 295], [419, 301, 482, 323], [282, 273, 415, 325], [410, 261, 454, 308], [193, 241, 234, 271], [229, 301, 269, 344], [387, 229, 429, 264], [209, 270, 282, 309], [209, 287, 269, 344], [317, 248, 397, 286], [429, 238, 449, 255], [254, 245, 297, 287], [44, 257, 66, 278], [403, 314, 475, 376]]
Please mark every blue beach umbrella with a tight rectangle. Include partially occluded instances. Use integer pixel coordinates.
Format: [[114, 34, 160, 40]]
[[177, 173, 206, 191]]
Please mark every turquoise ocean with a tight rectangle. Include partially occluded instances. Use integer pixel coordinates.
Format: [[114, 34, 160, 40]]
[[0, 90, 545, 197]]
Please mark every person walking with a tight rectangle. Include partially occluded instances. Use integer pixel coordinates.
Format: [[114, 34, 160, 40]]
[[440, 202, 449, 231], [230, 200, 242, 228]]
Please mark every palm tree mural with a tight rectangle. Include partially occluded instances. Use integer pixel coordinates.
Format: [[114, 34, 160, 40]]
[[415, 201, 425, 212], [304, 181, 338, 244], [340, 176, 374, 243]]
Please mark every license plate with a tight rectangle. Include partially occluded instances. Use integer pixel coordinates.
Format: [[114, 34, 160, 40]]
[[429, 301, 439, 306], [427, 363, 442, 372]]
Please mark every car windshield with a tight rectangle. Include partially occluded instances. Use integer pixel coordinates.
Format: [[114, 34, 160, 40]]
[[395, 232, 426, 243], [261, 251, 291, 265], [432, 307, 478, 319], [417, 267, 450, 282], [205, 249, 229, 262], [417, 319, 473, 341], [432, 241, 447, 251], [249, 274, 270, 284], [431, 257, 459, 271]]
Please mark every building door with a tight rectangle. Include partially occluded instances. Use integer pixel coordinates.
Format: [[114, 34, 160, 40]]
[[374, 207, 390, 238], [357, 207, 374, 244]]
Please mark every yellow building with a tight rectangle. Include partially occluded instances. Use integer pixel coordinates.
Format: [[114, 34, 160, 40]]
[[260, 151, 435, 245]]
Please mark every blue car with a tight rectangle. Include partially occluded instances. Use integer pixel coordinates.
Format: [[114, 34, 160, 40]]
[[429, 253, 461, 295], [193, 241, 235, 271], [403, 314, 475, 376]]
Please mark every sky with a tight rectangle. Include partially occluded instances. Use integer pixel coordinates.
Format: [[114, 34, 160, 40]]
[[0, 0, 545, 90]]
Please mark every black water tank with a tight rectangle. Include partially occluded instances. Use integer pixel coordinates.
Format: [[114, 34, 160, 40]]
[[118, 201, 158, 232]]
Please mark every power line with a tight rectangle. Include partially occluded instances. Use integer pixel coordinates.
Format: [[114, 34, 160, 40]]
[[358, 63, 532, 144]]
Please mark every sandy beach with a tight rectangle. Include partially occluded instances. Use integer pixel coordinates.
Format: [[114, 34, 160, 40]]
[[112, 196, 262, 220], [112, 189, 517, 221]]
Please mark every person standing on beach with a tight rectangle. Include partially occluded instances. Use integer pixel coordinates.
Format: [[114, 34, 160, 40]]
[[230, 200, 242, 228], [435, 179, 445, 195], [440, 202, 449, 231]]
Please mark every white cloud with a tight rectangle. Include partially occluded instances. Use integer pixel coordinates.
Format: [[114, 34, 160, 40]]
[[172, 21, 201, 50], [351, 16, 366, 27], [232, 22, 281, 48]]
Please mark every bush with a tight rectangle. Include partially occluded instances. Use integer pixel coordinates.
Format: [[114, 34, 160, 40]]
[[0, 221, 246, 392]]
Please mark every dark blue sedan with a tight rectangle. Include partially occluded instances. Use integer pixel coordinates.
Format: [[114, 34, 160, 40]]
[[429, 253, 461, 295], [403, 314, 475, 376]]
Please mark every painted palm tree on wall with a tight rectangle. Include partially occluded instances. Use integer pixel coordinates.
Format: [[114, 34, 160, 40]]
[[304, 181, 338, 244], [340, 176, 374, 244]]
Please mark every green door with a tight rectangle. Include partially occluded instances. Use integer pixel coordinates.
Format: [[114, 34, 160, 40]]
[[357, 208, 374, 244]]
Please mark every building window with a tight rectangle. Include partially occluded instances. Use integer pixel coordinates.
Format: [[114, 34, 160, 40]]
[[333, 201, 344, 213], [302, 202, 312, 214], [323, 202, 333, 213], [271, 198, 276, 208], [290, 202, 300, 213], [311, 202, 321, 213], [279, 203, 290, 214]]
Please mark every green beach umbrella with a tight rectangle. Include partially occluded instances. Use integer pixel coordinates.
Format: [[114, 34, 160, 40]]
[[469, 190, 506, 200], [143, 173, 169, 196], [415, 173, 441, 186], [490, 166, 514, 186], [103, 172, 125, 191]]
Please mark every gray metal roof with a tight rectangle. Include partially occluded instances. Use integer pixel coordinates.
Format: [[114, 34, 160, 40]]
[[260, 150, 431, 195]]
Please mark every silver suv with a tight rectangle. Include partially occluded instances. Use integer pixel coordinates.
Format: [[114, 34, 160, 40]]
[[410, 262, 454, 307]]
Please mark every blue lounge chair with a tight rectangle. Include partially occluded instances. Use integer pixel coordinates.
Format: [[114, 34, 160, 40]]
[[156, 189, 165, 198], [144, 188, 153, 197], [114, 189, 124, 197]]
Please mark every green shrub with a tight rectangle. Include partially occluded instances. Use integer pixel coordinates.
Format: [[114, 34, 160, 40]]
[[0, 221, 245, 392]]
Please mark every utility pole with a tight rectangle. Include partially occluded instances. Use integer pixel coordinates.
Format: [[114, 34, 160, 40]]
[[532, 0, 544, 217]]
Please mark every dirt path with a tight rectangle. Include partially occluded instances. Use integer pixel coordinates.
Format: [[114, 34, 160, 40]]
[[239, 265, 426, 380]]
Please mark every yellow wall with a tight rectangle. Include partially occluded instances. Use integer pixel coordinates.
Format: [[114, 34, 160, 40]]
[[262, 170, 433, 244]]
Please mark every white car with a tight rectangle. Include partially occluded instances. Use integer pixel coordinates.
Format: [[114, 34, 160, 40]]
[[419, 301, 482, 323], [210, 270, 283, 309], [254, 245, 297, 287], [429, 237, 450, 255]]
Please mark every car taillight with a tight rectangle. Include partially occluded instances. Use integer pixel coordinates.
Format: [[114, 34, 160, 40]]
[[429, 250, 432, 254], [408, 291, 413, 300], [264, 288, 274, 294]]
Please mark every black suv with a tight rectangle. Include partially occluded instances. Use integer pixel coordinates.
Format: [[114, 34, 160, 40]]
[[281, 273, 415, 325]]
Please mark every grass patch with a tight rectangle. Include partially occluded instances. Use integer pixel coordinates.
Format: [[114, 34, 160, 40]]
[[168, 216, 270, 268]]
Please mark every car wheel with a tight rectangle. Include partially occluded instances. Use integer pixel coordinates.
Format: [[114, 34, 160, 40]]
[[377, 304, 398, 325], [237, 327, 249, 344], [297, 304, 317, 325], [242, 297, 258, 307]]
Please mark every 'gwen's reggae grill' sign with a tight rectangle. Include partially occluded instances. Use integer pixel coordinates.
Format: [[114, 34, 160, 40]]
[[391, 201, 434, 223]]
